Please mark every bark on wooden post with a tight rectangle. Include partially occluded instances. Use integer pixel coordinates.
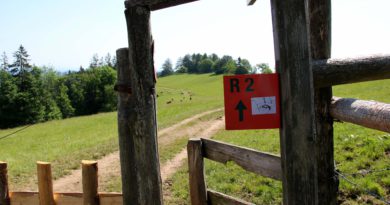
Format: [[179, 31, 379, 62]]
[[82, 160, 99, 205], [309, 0, 338, 204], [37, 162, 55, 205], [0, 162, 10, 205], [116, 5, 163, 204], [187, 139, 207, 205], [270, 0, 318, 204]]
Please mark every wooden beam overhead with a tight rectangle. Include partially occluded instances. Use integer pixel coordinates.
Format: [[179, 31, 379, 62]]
[[125, 0, 198, 11], [247, 0, 257, 6]]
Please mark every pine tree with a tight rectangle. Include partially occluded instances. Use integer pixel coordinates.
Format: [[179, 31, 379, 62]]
[[105, 53, 112, 67], [160, 58, 174, 77], [11, 45, 31, 75], [1, 52, 9, 71], [90, 54, 99, 68]]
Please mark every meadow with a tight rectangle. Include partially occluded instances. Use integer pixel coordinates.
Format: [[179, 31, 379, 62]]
[[0, 73, 223, 189], [166, 78, 390, 205], [0, 74, 389, 205]]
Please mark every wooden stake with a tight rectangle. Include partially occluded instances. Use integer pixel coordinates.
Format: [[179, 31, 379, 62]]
[[82, 160, 99, 205], [117, 5, 163, 204], [37, 161, 55, 205], [187, 139, 207, 205], [0, 162, 10, 205]]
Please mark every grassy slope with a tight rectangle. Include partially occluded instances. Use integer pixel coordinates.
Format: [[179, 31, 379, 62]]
[[156, 74, 223, 128], [167, 79, 390, 205], [0, 73, 223, 189], [0, 75, 388, 204]]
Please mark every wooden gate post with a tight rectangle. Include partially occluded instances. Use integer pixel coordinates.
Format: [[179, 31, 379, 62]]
[[270, 0, 326, 204], [309, 0, 338, 204], [116, 5, 163, 205]]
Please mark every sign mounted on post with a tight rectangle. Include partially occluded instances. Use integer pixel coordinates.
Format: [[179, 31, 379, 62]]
[[223, 74, 280, 130]]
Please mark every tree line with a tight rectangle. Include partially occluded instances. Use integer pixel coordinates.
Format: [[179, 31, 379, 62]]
[[0, 45, 117, 129], [158, 53, 272, 77], [0, 47, 273, 129]]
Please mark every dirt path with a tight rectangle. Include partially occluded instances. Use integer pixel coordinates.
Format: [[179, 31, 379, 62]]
[[52, 108, 224, 192]]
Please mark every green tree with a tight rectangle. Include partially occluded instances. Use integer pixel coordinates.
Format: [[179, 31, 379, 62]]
[[1, 52, 9, 71], [198, 59, 214, 73], [10, 45, 31, 76], [209, 53, 219, 63], [40, 67, 62, 120], [89, 54, 99, 68], [111, 55, 117, 70], [56, 83, 75, 118], [213, 55, 234, 74], [0, 70, 18, 128], [182, 54, 195, 73], [160, 58, 174, 77], [234, 57, 251, 74], [104, 53, 112, 67], [255, 63, 273, 74]]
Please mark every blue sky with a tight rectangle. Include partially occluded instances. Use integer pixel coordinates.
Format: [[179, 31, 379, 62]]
[[0, 0, 389, 72]]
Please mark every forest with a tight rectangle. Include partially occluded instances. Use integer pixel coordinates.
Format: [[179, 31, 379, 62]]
[[0, 45, 117, 128], [0, 45, 272, 129]]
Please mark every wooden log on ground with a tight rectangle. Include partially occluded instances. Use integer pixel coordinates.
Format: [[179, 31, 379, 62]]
[[37, 162, 55, 205], [207, 189, 254, 205], [82, 160, 99, 205], [117, 5, 163, 204], [187, 139, 207, 205], [270, 0, 318, 204], [313, 55, 390, 88], [331, 97, 390, 133], [201, 139, 281, 180], [125, 0, 198, 11], [0, 162, 10, 205], [309, 0, 338, 204]]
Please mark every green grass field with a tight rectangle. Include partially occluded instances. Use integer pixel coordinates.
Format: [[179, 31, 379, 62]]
[[165, 79, 390, 205], [0, 74, 389, 204], [0, 73, 223, 189]]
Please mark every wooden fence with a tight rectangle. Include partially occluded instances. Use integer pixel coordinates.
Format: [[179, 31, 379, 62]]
[[187, 138, 282, 205], [0, 161, 122, 205], [187, 0, 390, 203]]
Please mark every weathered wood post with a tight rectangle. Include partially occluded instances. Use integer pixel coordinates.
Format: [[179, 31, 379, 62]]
[[187, 139, 207, 205], [116, 4, 163, 204], [82, 160, 99, 205], [309, 0, 338, 204], [37, 162, 55, 205], [270, 0, 338, 203], [0, 162, 10, 205]]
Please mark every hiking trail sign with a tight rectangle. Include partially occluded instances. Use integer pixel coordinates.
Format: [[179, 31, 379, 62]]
[[223, 74, 280, 130]]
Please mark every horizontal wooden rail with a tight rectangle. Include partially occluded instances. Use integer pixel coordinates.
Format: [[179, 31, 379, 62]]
[[125, 0, 198, 11], [201, 138, 282, 180], [247, 0, 257, 6], [312, 55, 390, 88], [331, 97, 390, 133], [207, 189, 255, 205], [9, 192, 123, 205]]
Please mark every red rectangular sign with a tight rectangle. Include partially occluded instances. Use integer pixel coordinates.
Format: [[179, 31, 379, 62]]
[[223, 74, 280, 130]]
